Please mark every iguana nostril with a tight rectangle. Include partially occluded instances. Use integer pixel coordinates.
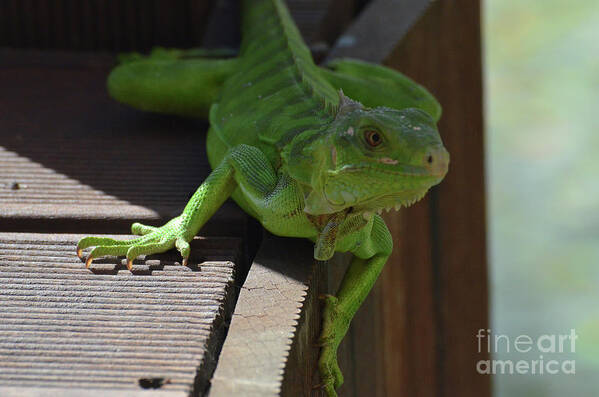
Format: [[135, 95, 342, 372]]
[[426, 147, 450, 177]]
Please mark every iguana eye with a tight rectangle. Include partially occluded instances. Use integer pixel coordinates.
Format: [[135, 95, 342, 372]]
[[365, 130, 382, 147]]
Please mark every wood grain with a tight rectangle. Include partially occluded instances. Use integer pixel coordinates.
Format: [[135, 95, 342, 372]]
[[0, 1, 490, 395], [0, 232, 243, 396], [0, 49, 249, 237], [381, 0, 490, 395], [327, 1, 490, 396], [0, 0, 215, 51], [209, 232, 324, 397]]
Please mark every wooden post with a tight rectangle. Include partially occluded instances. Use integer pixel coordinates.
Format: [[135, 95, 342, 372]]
[[332, 1, 490, 396], [379, 1, 490, 396]]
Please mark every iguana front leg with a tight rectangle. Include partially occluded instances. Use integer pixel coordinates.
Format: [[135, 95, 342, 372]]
[[77, 144, 279, 268], [317, 215, 392, 396]]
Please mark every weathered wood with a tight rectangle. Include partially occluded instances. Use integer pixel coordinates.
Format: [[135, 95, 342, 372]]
[[325, 0, 433, 63], [0, 0, 348, 52], [209, 232, 325, 397], [0, 232, 243, 396], [0, 49, 249, 237], [0, 0, 215, 51], [380, 1, 490, 396], [0, 1, 489, 395], [325, 1, 490, 396]]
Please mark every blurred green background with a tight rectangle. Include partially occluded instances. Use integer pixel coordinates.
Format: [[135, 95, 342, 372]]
[[484, 0, 599, 395]]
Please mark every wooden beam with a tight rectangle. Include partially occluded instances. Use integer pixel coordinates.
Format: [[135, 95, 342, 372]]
[[381, 0, 490, 395], [0, 0, 215, 51], [328, 1, 489, 396], [325, 0, 433, 63], [209, 232, 325, 396], [0, 49, 249, 238], [0, 232, 244, 396]]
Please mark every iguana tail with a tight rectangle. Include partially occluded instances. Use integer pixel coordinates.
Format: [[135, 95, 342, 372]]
[[240, 0, 307, 56], [107, 48, 239, 119]]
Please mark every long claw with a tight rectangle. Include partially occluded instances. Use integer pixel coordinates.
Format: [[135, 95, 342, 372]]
[[175, 237, 190, 267], [76, 247, 83, 259], [85, 256, 94, 268], [125, 241, 173, 272]]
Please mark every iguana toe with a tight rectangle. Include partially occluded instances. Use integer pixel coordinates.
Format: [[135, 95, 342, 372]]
[[78, 217, 191, 271], [85, 245, 131, 268], [125, 241, 174, 270], [175, 237, 191, 266], [77, 236, 134, 257], [131, 222, 158, 236], [318, 345, 344, 396]]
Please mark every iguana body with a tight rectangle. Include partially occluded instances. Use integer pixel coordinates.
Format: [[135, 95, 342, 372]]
[[77, 1, 449, 394]]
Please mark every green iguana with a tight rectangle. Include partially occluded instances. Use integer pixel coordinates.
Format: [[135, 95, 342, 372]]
[[76, 0, 449, 394]]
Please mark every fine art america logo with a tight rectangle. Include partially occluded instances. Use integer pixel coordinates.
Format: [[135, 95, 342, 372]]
[[476, 329, 577, 375]]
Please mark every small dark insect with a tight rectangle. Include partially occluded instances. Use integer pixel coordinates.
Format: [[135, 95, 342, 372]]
[[138, 377, 170, 389]]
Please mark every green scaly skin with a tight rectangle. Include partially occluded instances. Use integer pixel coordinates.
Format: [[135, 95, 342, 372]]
[[76, 0, 449, 394]]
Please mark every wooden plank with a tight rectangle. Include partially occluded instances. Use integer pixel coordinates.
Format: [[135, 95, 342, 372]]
[[0, 2, 386, 396], [209, 232, 325, 397], [200, 0, 240, 49], [379, 199, 437, 397], [322, 1, 490, 396], [0, 49, 249, 237], [380, 0, 490, 396], [0, 232, 244, 396], [201, 0, 348, 51], [0, 0, 215, 51], [0, 2, 491, 396], [0, 0, 348, 52], [325, 0, 433, 63]]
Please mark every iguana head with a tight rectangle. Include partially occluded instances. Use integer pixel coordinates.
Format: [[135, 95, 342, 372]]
[[291, 92, 449, 216]]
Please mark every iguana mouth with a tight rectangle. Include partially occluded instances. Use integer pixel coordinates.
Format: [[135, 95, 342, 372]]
[[322, 161, 441, 217], [350, 189, 429, 218], [333, 162, 434, 178]]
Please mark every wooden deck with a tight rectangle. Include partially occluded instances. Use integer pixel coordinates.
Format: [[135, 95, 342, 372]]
[[0, 47, 249, 395], [0, 233, 241, 396], [0, 2, 336, 394], [0, 48, 322, 396], [0, 1, 490, 396]]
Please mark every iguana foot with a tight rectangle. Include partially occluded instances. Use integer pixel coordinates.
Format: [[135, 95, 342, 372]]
[[77, 217, 192, 270], [317, 345, 343, 396], [316, 294, 347, 396]]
